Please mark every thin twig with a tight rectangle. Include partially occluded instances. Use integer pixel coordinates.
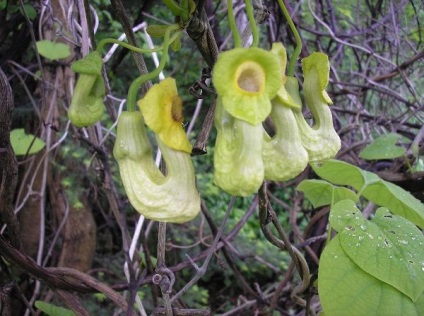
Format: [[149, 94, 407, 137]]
[[169, 197, 236, 304]]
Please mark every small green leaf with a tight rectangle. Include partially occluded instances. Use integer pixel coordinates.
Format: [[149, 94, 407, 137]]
[[359, 133, 406, 160], [319, 234, 424, 316], [296, 179, 358, 208], [10, 129, 45, 156], [146, 25, 169, 37], [330, 200, 424, 301], [36, 40, 71, 60], [35, 301, 75, 316], [21, 4, 37, 20], [0, 0, 7, 10], [170, 33, 182, 52]]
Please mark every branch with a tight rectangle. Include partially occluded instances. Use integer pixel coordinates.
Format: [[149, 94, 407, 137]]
[[0, 66, 20, 250], [0, 236, 128, 311]]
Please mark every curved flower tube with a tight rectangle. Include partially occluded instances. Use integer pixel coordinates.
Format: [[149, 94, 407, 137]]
[[138, 78, 192, 153], [113, 111, 200, 223], [212, 47, 281, 125], [263, 96, 309, 181], [68, 52, 106, 127], [263, 42, 308, 181], [213, 100, 264, 196], [292, 53, 341, 161]]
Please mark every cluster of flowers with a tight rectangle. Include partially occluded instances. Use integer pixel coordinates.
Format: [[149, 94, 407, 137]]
[[68, 42, 340, 223], [212, 43, 341, 196]]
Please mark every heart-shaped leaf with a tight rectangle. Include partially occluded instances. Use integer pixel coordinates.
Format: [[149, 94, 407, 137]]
[[330, 200, 424, 301], [296, 179, 358, 208], [319, 234, 424, 315], [359, 133, 406, 160], [10, 129, 45, 156], [36, 40, 71, 60]]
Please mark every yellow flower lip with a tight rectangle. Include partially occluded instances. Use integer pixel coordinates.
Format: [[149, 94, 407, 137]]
[[138, 78, 192, 153], [212, 47, 281, 125], [171, 95, 184, 122], [235, 61, 265, 94]]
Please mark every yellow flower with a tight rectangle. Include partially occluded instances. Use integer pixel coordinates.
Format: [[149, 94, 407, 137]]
[[212, 47, 281, 125], [138, 78, 192, 153]]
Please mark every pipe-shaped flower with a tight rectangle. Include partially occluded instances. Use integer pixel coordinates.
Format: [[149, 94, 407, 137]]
[[68, 52, 106, 127], [113, 111, 200, 223], [292, 53, 341, 161], [138, 78, 192, 153], [263, 42, 308, 181], [212, 47, 281, 125], [263, 79, 309, 181], [213, 100, 264, 196]]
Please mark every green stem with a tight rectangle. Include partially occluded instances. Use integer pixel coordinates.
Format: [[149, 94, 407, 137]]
[[96, 38, 162, 55], [126, 24, 181, 112], [180, 0, 190, 21], [163, 0, 182, 16], [244, 0, 259, 47], [277, 0, 302, 76], [227, 0, 241, 47]]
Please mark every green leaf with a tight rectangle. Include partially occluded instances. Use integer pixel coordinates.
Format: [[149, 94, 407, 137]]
[[318, 234, 424, 316], [311, 159, 424, 228], [0, 0, 6, 10], [146, 25, 169, 37], [362, 180, 424, 229], [330, 200, 424, 301], [36, 40, 71, 60], [359, 133, 406, 160], [10, 129, 45, 156], [170, 33, 182, 52], [35, 301, 75, 316], [311, 159, 375, 190], [296, 179, 358, 208], [21, 4, 37, 20]]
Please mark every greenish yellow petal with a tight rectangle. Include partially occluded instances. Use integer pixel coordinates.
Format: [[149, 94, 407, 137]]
[[138, 78, 192, 153], [271, 42, 287, 78], [212, 47, 281, 125], [71, 51, 103, 76], [302, 52, 333, 104], [270, 42, 300, 109], [68, 74, 105, 127]]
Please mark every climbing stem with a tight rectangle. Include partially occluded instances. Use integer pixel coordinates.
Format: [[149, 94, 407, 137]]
[[126, 24, 181, 112], [163, 0, 182, 16], [245, 0, 259, 47], [277, 0, 302, 76], [227, 0, 242, 47], [96, 38, 162, 56], [180, 0, 190, 22]]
